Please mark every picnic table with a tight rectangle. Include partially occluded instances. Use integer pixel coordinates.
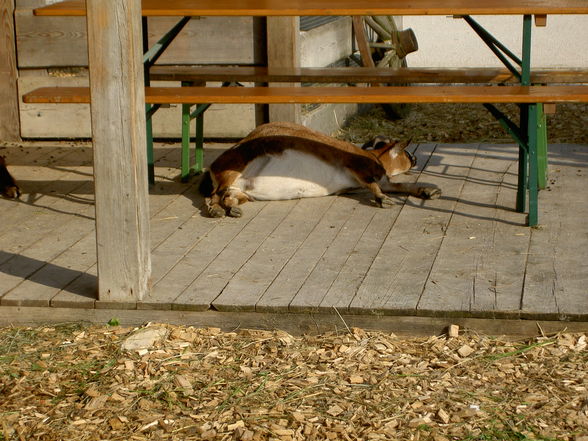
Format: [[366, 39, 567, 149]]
[[25, 0, 588, 303]]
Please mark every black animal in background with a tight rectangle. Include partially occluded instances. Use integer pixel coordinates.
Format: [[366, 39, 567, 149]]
[[0, 156, 20, 199]]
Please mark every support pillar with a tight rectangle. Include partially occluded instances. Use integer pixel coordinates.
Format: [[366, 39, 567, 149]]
[[86, 0, 151, 302]]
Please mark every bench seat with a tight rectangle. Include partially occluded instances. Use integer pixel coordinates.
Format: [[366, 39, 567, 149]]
[[22, 85, 588, 105], [150, 65, 588, 85]]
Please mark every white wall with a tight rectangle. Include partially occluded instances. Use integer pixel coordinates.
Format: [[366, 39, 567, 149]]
[[300, 17, 353, 67], [403, 15, 588, 69]]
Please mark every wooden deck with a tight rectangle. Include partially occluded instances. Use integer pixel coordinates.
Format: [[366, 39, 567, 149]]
[[1, 140, 587, 334]]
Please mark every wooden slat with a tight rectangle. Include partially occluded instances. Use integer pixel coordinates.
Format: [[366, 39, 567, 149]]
[[212, 196, 334, 312], [32, 0, 588, 17], [173, 200, 296, 311], [49, 146, 184, 309], [470, 147, 530, 315], [522, 144, 588, 319], [0, 146, 92, 240], [254, 196, 359, 313], [22, 85, 588, 105], [144, 202, 267, 310], [317, 144, 436, 313], [415, 146, 529, 318], [0, 0, 20, 141], [15, 13, 260, 68], [288, 202, 379, 313], [348, 144, 479, 315], [150, 66, 588, 85], [48, 147, 190, 309], [0, 200, 96, 306]]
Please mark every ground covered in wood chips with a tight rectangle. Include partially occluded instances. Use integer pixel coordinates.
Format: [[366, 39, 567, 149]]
[[337, 103, 588, 145], [1, 323, 587, 441]]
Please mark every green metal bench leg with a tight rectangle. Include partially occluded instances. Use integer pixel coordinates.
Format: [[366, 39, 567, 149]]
[[536, 103, 548, 190], [528, 104, 539, 227], [181, 102, 192, 182], [146, 104, 155, 185], [194, 111, 204, 174]]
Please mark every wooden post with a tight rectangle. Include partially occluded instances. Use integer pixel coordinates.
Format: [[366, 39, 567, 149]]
[[86, 0, 151, 303], [0, 0, 20, 141], [267, 16, 300, 124]]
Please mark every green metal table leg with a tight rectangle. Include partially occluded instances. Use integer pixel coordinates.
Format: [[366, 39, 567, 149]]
[[528, 104, 539, 226], [536, 103, 548, 190], [517, 105, 528, 213], [518, 15, 533, 221]]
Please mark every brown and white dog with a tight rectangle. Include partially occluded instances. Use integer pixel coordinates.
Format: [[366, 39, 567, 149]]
[[0, 156, 20, 199], [199, 122, 440, 218]]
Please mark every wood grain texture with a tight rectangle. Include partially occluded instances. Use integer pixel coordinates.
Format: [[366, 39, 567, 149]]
[[23, 85, 588, 105], [16, 12, 260, 67], [522, 144, 588, 319], [318, 144, 435, 313], [212, 197, 333, 312], [3, 305, 588, 336], [348, 144, 478, 315], [0, 0, 20, 141], [175, 200, 295, 311], [3, 141, 588, 322], [86, 0, 151, 302], [415, 146, 528, 318], [254, 196, 356, 313], [150, 66, 588, 85], [32, 0, 588, 17], [266, 16, 300, 124]]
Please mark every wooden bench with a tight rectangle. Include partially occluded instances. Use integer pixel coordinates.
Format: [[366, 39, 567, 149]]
[[147, 66, 588, 181], [22, 84, 588, 105], [149, 65, 588, 85]]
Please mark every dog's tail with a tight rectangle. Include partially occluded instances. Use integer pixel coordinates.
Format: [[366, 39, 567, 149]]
[[198, 170, 214, 197]]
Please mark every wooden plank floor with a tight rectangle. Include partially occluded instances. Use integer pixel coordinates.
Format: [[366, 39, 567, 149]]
[[1, 140, 587, 325]]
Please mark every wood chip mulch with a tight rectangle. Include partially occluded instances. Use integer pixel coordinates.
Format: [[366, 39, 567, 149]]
[[1, 323, 587, 441], [337, 103, 588, 145]]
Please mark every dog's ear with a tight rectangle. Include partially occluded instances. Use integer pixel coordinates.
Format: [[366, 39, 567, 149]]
[[389, 139, 412, 157]]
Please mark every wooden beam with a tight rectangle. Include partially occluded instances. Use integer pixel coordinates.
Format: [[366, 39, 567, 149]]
[[266, 16, 300, 123], [0, 0, 20, 141], [86, 0, 151, 302], [3, 306, 588, 337]]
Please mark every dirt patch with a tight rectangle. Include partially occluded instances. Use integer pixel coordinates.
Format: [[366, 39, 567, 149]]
[[1, 323, 587, 440], [336, 103, 588, 145]]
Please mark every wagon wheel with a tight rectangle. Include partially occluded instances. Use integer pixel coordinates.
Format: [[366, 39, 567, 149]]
[[352, 16, 418, 119]]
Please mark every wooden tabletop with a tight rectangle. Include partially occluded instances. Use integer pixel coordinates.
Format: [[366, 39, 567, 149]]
[[34, 0, 588, 17]]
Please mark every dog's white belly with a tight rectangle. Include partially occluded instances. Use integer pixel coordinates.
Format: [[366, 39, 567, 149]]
[[233, 150, 358, 200]]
